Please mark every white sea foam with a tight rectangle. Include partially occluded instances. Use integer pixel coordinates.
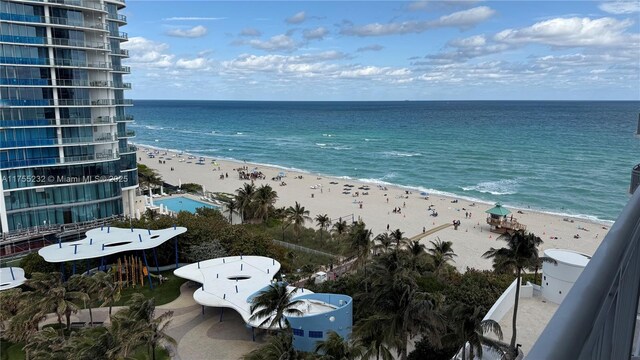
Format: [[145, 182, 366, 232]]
[[461, 179, 520, 195], [331, 146, 352, 150], [316, 143, 327, 147], [382, 151, 423, 157]]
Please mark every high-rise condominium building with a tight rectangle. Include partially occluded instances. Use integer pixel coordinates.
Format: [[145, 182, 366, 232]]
[[0, 0, 137, 234]]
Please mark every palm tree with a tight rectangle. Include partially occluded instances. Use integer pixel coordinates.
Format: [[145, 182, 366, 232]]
[[406, 240, 426, 257], [482, 230, 547, 355], [249, 282, 304, 329], [354, 315, 395, 360], [363, 252, 445, 360], [253, 184, 278, 223], [428, 238, 457, 270], [349, 222, 373, 271], [110, 293, 175, 359], [93, 271, 121, 317], [23, 327, 66, 360], [373, 233, 394, 255], [0, 288, 22, 331], [235, 182, 256, 223], [315, 331, 365, 359], [243, 332, 299, 360], [68, 274, 97, 326], [315, 214, 330, 242], [390, 229, 408, 248], [285, 201, 311, 241], [448, 303, 505, 360], [332, 218, 348, 237], [28, 272, 89, 330], [225, 198, 238, 224]]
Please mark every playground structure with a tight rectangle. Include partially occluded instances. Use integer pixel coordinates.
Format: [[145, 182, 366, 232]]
[[38, 226, 187, 289]]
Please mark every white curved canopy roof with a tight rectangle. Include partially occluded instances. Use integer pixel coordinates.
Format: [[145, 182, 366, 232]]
[[174, 256, 317, 329], [38, 226, 187, 263], [0, 267, 26, 291]]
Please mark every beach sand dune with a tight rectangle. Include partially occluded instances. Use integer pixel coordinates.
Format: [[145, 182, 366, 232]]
[[137, 148, 610, 272]]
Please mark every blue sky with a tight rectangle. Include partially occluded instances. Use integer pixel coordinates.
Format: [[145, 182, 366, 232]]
[[121, 1, 640, 100]]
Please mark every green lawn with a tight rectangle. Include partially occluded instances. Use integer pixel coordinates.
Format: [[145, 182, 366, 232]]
[[114, 270, 186, 306], [0, 340, 25, 360], [130, 345, 172, 360], [0, 338, 169, 360]]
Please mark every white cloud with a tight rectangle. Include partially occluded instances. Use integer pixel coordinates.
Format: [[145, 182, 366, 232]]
[[494, 17, 635, 47], [239, 28, 262, 37], [166, 25, 208, 38], [356, 44, 384, 52], [221, 52, 411, 83], [303, 27, 329, 40], [599, 0, 640, 14], [286, 11, 306, 24], [337, 66, 411, 79], [246, 34, 298, 52], [163, 17, 226, 21], [176, 58, 210, 70], [122, 37, 174, 68], [340, 6, 495, 37]]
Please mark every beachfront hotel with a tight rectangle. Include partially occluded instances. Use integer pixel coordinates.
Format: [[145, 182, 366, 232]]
[[0, 0, 137, 238]]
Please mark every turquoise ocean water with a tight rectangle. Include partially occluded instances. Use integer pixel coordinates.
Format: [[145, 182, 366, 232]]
[[129, 101, 640, 222]]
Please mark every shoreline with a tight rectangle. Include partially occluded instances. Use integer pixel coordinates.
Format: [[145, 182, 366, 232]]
[[134, 142, 614, 226], [134, 143, 612, 272]]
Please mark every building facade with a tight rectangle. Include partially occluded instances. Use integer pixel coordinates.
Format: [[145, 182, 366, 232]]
[[0, 0, 137, 234]]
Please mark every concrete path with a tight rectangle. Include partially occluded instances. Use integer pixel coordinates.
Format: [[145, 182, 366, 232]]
[[38, 281, 263, 359]]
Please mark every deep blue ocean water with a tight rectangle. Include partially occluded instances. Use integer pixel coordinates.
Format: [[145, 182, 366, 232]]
[[129, 101, 640, 222]]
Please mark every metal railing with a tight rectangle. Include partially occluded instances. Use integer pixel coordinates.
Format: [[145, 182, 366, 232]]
[[111, 65, 131, 73], [115, 115, 134, 122], [631, 164, 640, 195], [0, 151, 118, 169], [106, 13, 127, 22], [527, 189, 640, 359]]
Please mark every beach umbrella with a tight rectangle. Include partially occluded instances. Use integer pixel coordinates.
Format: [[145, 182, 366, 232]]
[[148, 187, 153, 206], [203, 185, 206, 194], [159, 204, 164, 214], [178, 178, 182, 189]]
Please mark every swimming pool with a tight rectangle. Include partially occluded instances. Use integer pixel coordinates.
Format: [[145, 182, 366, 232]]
[[154, 196, 220, 214]]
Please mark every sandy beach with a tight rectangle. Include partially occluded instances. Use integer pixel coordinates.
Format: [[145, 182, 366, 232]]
[[136, 146, 611, 272]]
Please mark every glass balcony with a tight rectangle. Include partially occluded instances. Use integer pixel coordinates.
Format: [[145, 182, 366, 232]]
[[111, 65, 130, 73], [0, 35, 46, 45], [115, 115, 134, 122], [108, 31, 128, 40], [0, 78, 50, 86], [41, 0, 107, 13], [104, 0, 126, 9], [0, 57, 49, 65], [0, 118, 117, 127], [106, 13, 127, 23], [113, 82, 131, 89], [112, 49, 129, 57], [0, 12, 43, 23], [119, 144, 137, 154], [0, 151, 118, 169], [53, 58, 111, 68], [117, 130, 135, 138], [115, 99, 134, 105], [0, 99, 119, 106]]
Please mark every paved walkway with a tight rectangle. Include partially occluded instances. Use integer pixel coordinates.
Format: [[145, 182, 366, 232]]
[[39, 281, 263, 359]]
